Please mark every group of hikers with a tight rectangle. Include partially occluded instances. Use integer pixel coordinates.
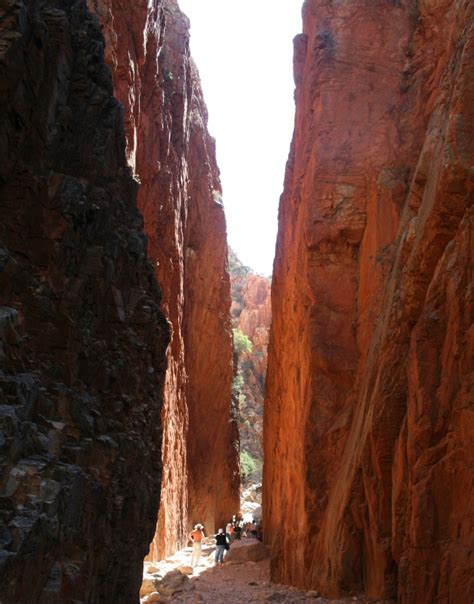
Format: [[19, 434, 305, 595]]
[[188, 514, 262, 568]]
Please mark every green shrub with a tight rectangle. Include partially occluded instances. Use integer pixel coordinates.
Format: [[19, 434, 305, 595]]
[[240, 449, 257, 481], [232, 372, 244, 392], [233, 328, 252, 356]]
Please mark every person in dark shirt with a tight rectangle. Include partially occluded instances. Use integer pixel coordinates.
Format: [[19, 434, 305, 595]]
[[234, 523, 242, 540], [214, 528, 228, 566]]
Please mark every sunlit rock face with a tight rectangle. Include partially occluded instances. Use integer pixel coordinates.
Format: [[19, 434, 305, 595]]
[[86, 0, 240, 558], [0, 1, 169, 601], [264, 0, 474, 602]]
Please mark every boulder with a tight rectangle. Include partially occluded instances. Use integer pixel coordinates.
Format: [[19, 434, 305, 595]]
[[140, 578, 160, 598], [177, 565, 193, 575], [225, 540, 269, 563], [157, 570, 195, 597]]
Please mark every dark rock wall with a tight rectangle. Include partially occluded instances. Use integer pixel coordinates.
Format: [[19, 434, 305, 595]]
[[0, 1, 169, 602], [264, 0, 473, 602]]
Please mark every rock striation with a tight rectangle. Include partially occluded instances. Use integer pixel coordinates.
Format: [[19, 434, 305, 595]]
[[264, 1, 474, 603], [86, 0, 239, 558], [0, 1, 169, 602]]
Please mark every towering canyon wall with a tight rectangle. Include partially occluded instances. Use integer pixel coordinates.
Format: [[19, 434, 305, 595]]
[[264, 1, 473, 602], [86, 0, 239, 558], [0, 1, 169, 602]]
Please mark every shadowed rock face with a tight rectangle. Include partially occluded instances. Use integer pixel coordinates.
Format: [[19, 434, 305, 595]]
[[264, 1, 473, 602], [86, 0, 240, 558], [0, 1, 169, 602]]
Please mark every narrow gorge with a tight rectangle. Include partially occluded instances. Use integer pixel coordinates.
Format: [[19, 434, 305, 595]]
[[229, 250, 271, 516], [0, 0, 473, 603], [84, 0, 240, 560]]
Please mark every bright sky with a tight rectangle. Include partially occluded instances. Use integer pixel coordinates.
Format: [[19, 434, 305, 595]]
[[178, 0, 302, 276]]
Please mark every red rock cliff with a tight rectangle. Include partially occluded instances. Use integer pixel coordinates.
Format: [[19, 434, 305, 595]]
[[86, 0, 240, 557], [0, 1, 169, 601], [264, 1, 473, 602]]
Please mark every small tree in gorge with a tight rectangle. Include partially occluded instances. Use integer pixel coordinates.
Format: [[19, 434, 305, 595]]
[[232, 328, 252, 356]]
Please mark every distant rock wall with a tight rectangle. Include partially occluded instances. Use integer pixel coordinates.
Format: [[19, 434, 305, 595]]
[[0, 1, 169, 602], [229, 251, 271, 481], [264, 1, 473, 602], [86, 0, 239, 558]]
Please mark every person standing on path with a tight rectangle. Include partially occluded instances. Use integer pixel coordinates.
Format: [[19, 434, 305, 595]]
[[225, 521, 234, 543], [214, 528, 228, 566], [189, 523, 205, 567], [234, 522, 242, 540]]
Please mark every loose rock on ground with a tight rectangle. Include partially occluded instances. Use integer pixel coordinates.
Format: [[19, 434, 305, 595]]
[[142, 540, 373, 603]]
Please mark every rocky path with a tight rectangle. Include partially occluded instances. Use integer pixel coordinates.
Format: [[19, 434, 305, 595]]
[[141, 540, 372, 603]]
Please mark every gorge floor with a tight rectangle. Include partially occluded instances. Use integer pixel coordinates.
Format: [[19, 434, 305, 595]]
[[141, 541, 375, 603]]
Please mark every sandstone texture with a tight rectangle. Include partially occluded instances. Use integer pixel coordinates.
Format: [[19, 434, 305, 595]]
[[225, 539, 269, 564], [229, 250, 271, 486], [264, 1, 473, 603], [0, 1, 169, 602], [86, 0, 239, 558]]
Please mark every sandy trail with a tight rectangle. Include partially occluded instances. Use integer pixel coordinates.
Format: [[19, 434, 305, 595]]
[[142, 540, 372, 603]]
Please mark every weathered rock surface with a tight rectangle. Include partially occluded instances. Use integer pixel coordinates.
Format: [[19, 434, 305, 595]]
[[140, 578, 161, 599], [157, 569, 195, 596], [264, 1, 473, 603], [143, 593, 162, 604], [0, 1, 169, 602], [86, 0, 240, 558], [225, 539, 269, 564], [241, 482, 263, 519], [229, 250, 271, 486]]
